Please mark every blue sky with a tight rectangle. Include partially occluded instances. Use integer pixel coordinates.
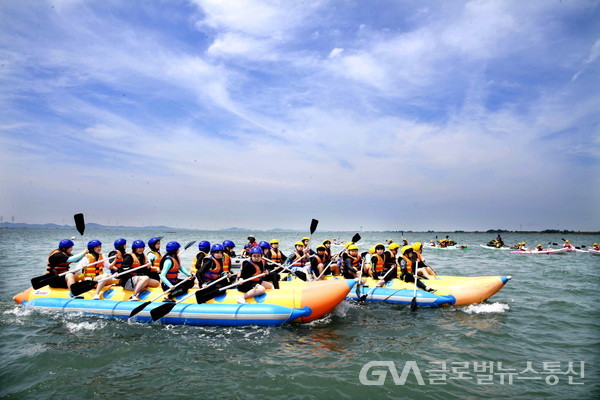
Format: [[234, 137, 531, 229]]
[[1, 0, 598, 231]]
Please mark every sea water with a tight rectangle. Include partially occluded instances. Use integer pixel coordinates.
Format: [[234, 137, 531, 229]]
[[0, 229, 598, 399]]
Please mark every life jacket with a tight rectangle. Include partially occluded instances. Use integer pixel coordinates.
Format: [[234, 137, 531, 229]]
[[222, 253, 231, 273], [203, 257, 223, 282], [291, 251, 308, 268], [160, 254, 180, 284], [372, 254, 385, 273], [46, 249, 70, 275], [268, 248, 284, 264], [344, 253, 361, 273], [148, 250, 162, 271], [122, 252, 144, 276], [113, 249, 124, 270], [190, 251, 207, 274], [400, 255, 414, 274], [83, 253, 104, 278], [313, 254, 326, 265], [246, 260, 264, 282]]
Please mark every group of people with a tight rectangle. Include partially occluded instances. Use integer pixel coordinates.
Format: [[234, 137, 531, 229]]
[[42, 234, 439, 304]]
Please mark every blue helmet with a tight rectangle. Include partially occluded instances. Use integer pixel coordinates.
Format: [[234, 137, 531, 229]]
[[211, 244, 224, 252], [87, 239, 102, 250], [198, 240, 211, 252], [148, 237, 161, 248], [59, 239, 74, 249], [249, 246, 263, 255], [258, 241, 271, 249], [243, 244, 252, 249], [166, 241, 180, 253], [114, 238, 126, 248], [222, 240, 235, 248], [132, 240, 145, 249]]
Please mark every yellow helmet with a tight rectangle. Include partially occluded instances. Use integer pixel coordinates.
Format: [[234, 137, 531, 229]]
[[301, 237, 309, 241], [345, 242, 354, 248], [412, 242, 422, 251], [401, 245, 413, 254], [594, 243, 598, 246], [389, 243, 400, 250], [537, 244, 542, 247], [369, 246, 376, 254], [347, 244, 358, 251], [295, 241, 304, 247], [269, 239, 279, 244], [322, 239, 331, 245]]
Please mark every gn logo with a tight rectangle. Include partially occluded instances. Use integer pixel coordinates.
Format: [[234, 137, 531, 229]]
[[359, 361, 425, 386]]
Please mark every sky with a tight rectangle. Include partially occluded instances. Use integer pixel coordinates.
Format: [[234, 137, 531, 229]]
[[0, 0, 599, 232]]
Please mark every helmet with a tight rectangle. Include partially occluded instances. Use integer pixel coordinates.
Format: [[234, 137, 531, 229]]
[[270, 239, 279, 244], [347, 244, 358, 251], [412, 242, 423, 251], [369, 246, 375, 254], [249, 246, 263, 255], [114, 238, 126, 248], [594, 243, 598, 246], [345, 242, 354, 249], [211, 244, 224, 252], [258, 241, 271, 249], [59, 239, 74, 249], [295, 241, 304, 247], [132, 240, 145, 249], [87, 239, 102, 250], [316, 245, 326, 252], [537, 244, 542, 247], [148, 237, 161, 247], [401, 245, 413, 254], [389, 243, 400, 250], [247, 235, 255, 241], [301, 237, 309, 241], [166, 241, 180, 253], [223, 240, 235, 248], [323, 239, 331, 245], [243, 244, 252, 249], [198, 240, 211, 252], [375, 244, 385, 251]]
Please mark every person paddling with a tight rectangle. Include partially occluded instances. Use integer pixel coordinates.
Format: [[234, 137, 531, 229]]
[[237, 246, 273, 304], [119, 240, 160, 301], [310, 245, 328, 279], [147, 237, 162, 281], [370, 243, 386, 279], [45, 239, 88, 291], [75, 240, 118, 300], [108, 238, 127, 274], [399, 246, 436, 293], [190, 241, 210, 275], [412, 242, 437, 279], [341, 244, 362, 279], [197, 244, 230, 289], [284, 241, 311, 281], [159, 241, 194, 302]]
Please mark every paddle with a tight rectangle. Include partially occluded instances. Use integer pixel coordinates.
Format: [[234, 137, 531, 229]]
[[31, 255, 116, 289], [147, 275, 230, 321], [359, 264, 396, 302], [74, 213, 85, 237], [410, 260, 419, 312], [264, 256, 302, 278], [70, 262, 151, 296], [315, 233, 361, 280], [306, 218, 319, 250]]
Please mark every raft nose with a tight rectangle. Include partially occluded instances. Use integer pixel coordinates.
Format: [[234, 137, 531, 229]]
[[13, 288, 32, 305], [298, 279, 354, 322], [501, 276, 512, 284]]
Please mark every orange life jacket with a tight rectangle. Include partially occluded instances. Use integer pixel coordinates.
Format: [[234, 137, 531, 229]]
[[222, 253, 231, 273], [148, 250, 162, 271], [247, 261, 263, 282], [203, 257, 223, 282], [372, 254, 385, 273], [114, 249, 124, 270], [268, 248, 284, 264], [46, 249, 70, 275], [160, 255, 180, 284], [83, 253, 104, 278], [291, 251, 308, 268]]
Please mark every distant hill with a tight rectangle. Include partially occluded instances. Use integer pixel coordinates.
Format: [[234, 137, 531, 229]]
[[0, 222, 186, 231]]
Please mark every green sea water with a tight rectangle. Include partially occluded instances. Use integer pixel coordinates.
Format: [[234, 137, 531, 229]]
[[0, 229, 599, 399]]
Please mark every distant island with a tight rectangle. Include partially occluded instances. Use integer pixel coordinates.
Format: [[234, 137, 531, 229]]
[[0, 222, 597, 234]]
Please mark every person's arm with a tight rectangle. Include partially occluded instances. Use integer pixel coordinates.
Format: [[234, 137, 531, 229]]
[[121, 254, 133, 270], [179, 259, 191, 277], [344, 256, 357, 274], [160, 258, 173, 287], [67, 251, 86, 263]]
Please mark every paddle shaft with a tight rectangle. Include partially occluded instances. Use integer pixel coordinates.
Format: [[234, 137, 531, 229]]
[[171, 275, 230, 306], [410, 260, 419, 311], [361, 262, 397, 300]]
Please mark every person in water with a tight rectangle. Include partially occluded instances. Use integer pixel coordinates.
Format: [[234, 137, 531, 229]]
[[75, 240, 118, 300], [146, 237, 162, 281], [237, 246, 273, 304], [108, 238, 127, 274], [399, 246, 436, 293], [159, 241, 194, 301], [119, 240, 160, 301], [45, 239, 88, 291]]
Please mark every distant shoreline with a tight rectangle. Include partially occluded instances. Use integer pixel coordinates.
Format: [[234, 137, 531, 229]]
[[0, 222, 598, 235]]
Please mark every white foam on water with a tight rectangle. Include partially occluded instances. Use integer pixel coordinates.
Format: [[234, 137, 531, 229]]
[[462, 302, 510, 314], [4, 306, 34, 317], [65, 320, 107, 332]]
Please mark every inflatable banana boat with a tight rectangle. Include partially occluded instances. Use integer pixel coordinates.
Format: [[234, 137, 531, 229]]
[[312, 275, 511, 306], [12, 279, 356, 327]]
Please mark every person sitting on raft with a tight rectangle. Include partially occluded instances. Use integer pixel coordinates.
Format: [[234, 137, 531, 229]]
[[197, 244, 231, 289], [341, 244, 362, 280], [284, 241, 312, 281], [370, 243, 386, 279], [593, 243, 600, 251], [119, 240, 160, 301], [372, 242, 402, 288], [536, 244, 544, 251], [563, 240, 573, 249], [190, 240, 210, 275], [146, 237, 162, 281], [265, 239, 286, 265], [246, 235, 258, 248], [310, 245, 328, 279], [45, 239, 88, 290], [240, 244, 252, 258], [159, 241, 194, 301], [237, 246, 273, 304], [258, 241, 280, 289], [412, 242, 437, 279], [108, 238, 127, 274], [75, 240, 118, 300], [400, 246, 436, 293], [301, 236, 316, 255], [223, 240, 236, 258]]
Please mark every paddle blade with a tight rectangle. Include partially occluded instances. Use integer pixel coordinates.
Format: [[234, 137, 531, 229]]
[[129, 301, 151, 318], [31, 274, 57, 290], [410, 297, 417, 312], [309, 219, 319, 234], [351, 233, 361, 243], [74, 213, 85, 236], [70, 280, 97, 296], [195, 288, 220, 304], [150, 302, 177, 321], [184, 240, 196, 250]]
